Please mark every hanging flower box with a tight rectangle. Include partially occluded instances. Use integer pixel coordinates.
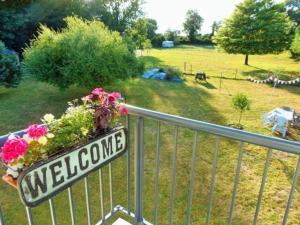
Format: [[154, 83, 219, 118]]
[[0, 88, 128, 207]]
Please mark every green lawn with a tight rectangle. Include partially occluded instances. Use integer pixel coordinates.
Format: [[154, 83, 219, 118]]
[[1, 45, 300, 225]]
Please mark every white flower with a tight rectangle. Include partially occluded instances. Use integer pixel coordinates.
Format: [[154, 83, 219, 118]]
[[46, 133, 55, 139], [38, 136, 48, 145], [43, 114, 55, 124], [22, 134, 32, 143]]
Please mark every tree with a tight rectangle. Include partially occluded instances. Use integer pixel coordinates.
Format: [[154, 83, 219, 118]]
[[88, 0, 143, 34], [143, 39, 152, 53], [183, 9, 204, 43], [231, 93, 251, 125], [126, 18, 148, 50], [164, 29, 180, 44], [0, 41, 21, 88], [145, 18, 158, 40], [213, 0, 292, 65], [211, 21, 222, 37], [23, 17, 143, 89], [291, 27, 300, 56], [285, 0, 300, 27]]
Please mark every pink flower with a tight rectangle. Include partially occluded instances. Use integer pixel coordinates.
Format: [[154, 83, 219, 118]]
[[92, 88, 104, 96], [81, 94, 93, 101], [108, 94, 117, 103], [1, 138, 28, 163], [27, 124, 48, 139], [119, 106, 128, 116], [110, 92, 121, 99]]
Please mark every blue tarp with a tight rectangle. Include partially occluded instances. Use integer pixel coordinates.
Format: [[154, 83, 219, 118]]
[[142, 68, 182, 82]]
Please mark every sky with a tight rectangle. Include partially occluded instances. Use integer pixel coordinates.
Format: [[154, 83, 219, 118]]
[[143, 0, 282, 34]]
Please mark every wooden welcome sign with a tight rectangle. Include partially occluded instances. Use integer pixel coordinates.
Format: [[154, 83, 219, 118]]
[[17, 127, 127, 207]]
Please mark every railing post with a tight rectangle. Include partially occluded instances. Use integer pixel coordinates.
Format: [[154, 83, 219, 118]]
[[0, 207, 5, 225], [135, 117, 144, 225]]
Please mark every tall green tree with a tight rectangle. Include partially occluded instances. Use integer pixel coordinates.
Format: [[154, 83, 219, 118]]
[[291, 27, 300, 56], [145, 18, 158, 40], [210, 21, 222, 37], [183, 9, 204, 43], [213, 0, 292, 65], [88, 0, 143, 34], [126, 18, 148, 50], [285, 0, 300, 27]]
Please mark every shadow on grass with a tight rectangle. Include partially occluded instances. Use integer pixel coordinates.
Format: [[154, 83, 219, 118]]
[[242, 69, 300, 80], [196, 80, 217, 89]]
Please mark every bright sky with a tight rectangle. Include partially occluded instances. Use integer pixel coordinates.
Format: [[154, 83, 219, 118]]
[[143, 0, 283, 34]]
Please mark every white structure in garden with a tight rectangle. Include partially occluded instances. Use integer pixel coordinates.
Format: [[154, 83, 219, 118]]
[[162, 41, 174, 48]]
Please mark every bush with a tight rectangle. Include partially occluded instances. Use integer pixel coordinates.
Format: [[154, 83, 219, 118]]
[[291, 28, 300, 58], [23, 16, 144, 89], [0, 40, 21, 88], [231, 93, 250, 125], [162, 66, 183, 80]]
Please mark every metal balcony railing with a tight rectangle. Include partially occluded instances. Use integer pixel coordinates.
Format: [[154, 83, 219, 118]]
[[0, 104, 300, 225]]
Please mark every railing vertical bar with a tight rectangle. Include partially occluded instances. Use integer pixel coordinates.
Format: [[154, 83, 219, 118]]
[[0, 207, 5, 225], [68, 187, 76, 225], [25, 207, 34, 225], [99, 169, 105, 221], [135, 116, 144, 224], [205, 136, 220, 225], [169, 126, 179, 225], [228, 142, 244, 225], [109, 163, 113, 212], [84, 177, 92, 225], [154, 121, 161, 225], [282, 155, 300, 225], [49, 198, 57, 225], [186, 131, 198, 225], [126, 115, 132, 215], [252, 148, 272, 225]]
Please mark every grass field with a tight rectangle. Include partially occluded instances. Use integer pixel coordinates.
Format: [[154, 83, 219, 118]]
[[0, 45, 300, 225]]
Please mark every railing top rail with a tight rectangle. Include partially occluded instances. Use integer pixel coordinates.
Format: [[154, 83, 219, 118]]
[[124, 104, 300, 155]]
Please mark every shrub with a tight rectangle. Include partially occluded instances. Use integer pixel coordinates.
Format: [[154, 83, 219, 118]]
[[0, 40, 21, 88], [162, 66, 183, 80], [23, 16, 144, 89], [231, 93, 250, 125], [291, 27, 300, 58]]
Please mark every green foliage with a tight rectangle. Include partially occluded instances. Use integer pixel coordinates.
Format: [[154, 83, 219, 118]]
[[161, 66, 183, 80], [231, 93, 251, 124], [183, 9, 204, 43], [285, 0, 300, 27], [0, 40, 21, 88], [126, 18, 148, 49], [0, 0, 143, 53], [151, 33, 165, 47], [213, 0, 292, 65], [145, 18, 158, 40], [164, 29, 180, 44], [291, 27, 300, 57], [46, 103, 94, 152], [23, 16, 143, 89], [88, 0, 143, 34], [143, 39, 152, 50]]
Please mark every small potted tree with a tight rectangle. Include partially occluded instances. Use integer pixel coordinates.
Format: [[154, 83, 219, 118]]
[[230, 93, 251, 130]]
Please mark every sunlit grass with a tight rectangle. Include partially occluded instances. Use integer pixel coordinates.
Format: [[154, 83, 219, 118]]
[[0, 45, 300, 225]]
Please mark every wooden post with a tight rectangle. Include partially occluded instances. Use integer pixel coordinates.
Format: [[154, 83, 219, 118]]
[[219, 73, 222, 93]]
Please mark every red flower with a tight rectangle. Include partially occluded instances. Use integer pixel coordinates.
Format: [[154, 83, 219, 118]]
[[27, 124, 48, 139], [108, 94, 117, 103], [119, 106, 128, 116], [1, 138, 28, 163]]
